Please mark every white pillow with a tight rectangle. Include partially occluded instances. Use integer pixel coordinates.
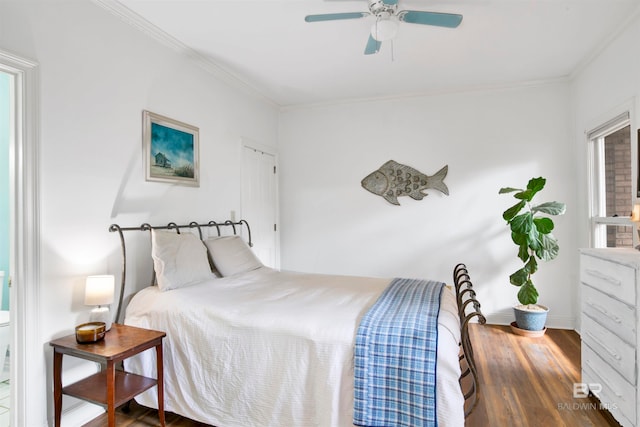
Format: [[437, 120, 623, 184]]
[[151, 230, 214, 291], [205, 235, 263, 277]]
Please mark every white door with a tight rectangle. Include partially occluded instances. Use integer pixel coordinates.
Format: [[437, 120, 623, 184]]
[[241, 142, 278, 268]]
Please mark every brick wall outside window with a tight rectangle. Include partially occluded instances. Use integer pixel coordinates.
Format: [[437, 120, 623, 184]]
[[604, 125, 632, 247]]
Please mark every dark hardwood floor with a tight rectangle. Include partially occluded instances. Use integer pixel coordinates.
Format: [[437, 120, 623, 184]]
[[465, 324, 619, 427], [83, 324, 619, 427]]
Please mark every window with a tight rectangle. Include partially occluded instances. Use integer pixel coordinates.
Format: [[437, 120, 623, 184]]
[[588, 112, 634, 248]]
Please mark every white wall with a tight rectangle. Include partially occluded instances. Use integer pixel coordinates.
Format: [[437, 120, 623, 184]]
[[570, 14, 640, 332], [279, 83, 576, 329], [0, 1, 278, 425], [571, 15, 640, 250]]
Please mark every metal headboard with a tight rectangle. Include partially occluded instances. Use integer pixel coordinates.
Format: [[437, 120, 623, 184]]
[[108, 219, 252, 323]]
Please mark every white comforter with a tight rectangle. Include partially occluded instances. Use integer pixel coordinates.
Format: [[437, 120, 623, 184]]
[[124, 267, 464, 427]]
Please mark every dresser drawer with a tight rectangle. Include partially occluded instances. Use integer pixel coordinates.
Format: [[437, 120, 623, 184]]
[[580, 255, 636, 305], [582, 314, 636, 380], [582, 345, 636, 425], [582, 285, 636, 345]]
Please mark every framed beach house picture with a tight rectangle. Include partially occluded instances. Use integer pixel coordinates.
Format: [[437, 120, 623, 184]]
[[143, 110, 199, 187]]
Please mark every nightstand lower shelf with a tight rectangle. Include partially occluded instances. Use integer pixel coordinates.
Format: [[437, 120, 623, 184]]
[[63, 370, 157, 408]]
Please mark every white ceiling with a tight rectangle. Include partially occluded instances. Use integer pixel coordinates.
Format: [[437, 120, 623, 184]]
[[111, 0, 640, 107]]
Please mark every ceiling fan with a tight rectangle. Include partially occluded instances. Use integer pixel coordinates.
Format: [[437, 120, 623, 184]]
[[305, 0, 463, 55]]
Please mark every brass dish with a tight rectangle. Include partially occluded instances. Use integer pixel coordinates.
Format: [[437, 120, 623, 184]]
[[75, 322, 106, 343]]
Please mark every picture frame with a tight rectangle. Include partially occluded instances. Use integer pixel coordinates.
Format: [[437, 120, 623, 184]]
[[143, 110, 199, 187]]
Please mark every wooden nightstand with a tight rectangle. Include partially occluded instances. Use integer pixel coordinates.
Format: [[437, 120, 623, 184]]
[[50, 323, 166, 427]]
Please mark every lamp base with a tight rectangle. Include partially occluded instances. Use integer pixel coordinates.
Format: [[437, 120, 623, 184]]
[[89, 306, 112, 331]]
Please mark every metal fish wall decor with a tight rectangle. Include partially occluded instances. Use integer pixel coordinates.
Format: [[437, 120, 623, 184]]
[[361, 160, 449, 206]]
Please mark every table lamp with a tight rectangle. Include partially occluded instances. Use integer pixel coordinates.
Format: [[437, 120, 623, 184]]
[[84, 275, 115, 330]]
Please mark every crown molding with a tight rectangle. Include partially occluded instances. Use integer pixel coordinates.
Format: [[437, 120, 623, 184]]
[[569, 3, 640, 81], [91, 0, 278, 108], [280, 76, 571, 112]]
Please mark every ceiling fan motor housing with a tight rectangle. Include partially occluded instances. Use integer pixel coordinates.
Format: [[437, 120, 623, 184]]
[[369, 0, 398, 17]]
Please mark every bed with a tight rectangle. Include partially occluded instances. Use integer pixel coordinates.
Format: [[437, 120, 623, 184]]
[[109, 220, 485, 427]]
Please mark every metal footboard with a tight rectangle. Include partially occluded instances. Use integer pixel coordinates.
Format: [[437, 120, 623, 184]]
[[453, 263, 486, 418]]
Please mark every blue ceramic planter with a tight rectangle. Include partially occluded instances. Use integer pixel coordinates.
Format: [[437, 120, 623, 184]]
[[513, 305, 548, 331]]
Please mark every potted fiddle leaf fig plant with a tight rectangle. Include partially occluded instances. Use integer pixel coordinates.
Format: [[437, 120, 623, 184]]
[[499, 177, 566, 334]]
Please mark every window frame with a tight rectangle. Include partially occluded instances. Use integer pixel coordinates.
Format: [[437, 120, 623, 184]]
[[587, 110, 634, 248]]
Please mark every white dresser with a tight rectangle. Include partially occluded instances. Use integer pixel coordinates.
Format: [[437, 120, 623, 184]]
[[580, 248, 639, 427]]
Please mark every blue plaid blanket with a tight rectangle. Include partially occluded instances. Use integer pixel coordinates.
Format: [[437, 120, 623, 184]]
[[353, 278, 445, 427]]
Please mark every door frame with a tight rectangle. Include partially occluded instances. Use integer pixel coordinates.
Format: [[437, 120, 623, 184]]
[[0, 48, 41, 426]]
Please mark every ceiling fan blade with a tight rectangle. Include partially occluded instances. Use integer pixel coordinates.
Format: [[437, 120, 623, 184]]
[[364, 35, 382, 55], [398, 11, 463, 28], [305, 12, 369, 22]]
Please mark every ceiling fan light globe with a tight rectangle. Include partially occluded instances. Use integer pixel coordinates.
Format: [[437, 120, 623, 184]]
[[370, 18, 399, 41]]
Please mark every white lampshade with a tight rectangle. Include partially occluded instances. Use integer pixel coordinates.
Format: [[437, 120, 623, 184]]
[[371, 16, 399, 42], [85, 275, 115, 331], [84, 275, 115, 306]]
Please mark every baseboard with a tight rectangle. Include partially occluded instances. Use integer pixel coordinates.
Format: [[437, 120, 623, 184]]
[[484, 313, 576, 330], [59, 401, 104, 427]]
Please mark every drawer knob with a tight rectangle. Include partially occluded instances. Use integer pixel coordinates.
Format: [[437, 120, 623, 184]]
[[585, 269, 622, 286], [586, 300, 622, 323], [585, 359, 625, 398], [586, 332, 622, 361]]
